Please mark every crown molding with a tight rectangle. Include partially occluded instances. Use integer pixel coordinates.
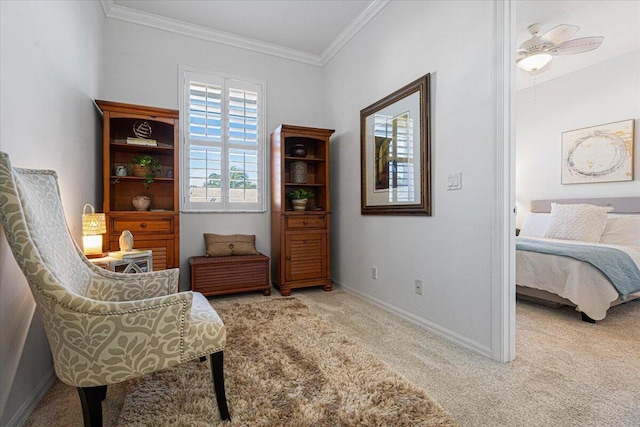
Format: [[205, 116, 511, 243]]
[[99, 0, 389, 68], [100, 0, 115, 17], [319, 0, 390, 65], [99, 0, 321, 66]]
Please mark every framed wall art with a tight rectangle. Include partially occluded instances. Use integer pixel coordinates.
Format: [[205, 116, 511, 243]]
[[360, 74, 431, 215], [561, 119, 635, 184]]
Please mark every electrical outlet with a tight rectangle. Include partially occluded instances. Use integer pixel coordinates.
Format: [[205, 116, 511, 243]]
[[414, 279, 423, 295], [371, 266, 378, 280]]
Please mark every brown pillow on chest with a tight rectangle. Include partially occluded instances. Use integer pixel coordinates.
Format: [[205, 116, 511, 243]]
[[204, 233, 259, 256]]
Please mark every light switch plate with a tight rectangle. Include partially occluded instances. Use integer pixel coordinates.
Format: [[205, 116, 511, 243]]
[[447, 173, 462, 191]]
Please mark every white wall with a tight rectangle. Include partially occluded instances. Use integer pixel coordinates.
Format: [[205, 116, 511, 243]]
[[103, 20, 325, 289], [516, 50, 640, 226], [0, 1, 105, 425], [323, 0, 498, 353]]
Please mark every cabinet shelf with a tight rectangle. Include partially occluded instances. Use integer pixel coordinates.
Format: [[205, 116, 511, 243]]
[[284, 156, 325, 163], [284, 182, 324, 186], [110, 176, 174, 182], [110, 142, 174, 152], [108, 209, 174, 214], [284, 210, 327, 214]]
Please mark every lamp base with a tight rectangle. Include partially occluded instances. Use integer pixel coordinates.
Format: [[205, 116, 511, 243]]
[[83, 235, 105, 259], [85, 252, 107, 259]]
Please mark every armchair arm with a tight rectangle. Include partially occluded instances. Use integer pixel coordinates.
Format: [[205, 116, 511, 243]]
[[84, 262, 179, 301], [45, 291, 194, 387], [59, 288, 192, 315]]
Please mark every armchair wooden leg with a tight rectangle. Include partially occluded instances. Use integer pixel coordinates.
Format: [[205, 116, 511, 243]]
[[77, 385, 106, 427], [98, 385, 107, 401], [210, 351, 231, 421]]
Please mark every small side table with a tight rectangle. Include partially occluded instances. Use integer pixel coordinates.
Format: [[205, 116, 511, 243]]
[[90, 250, 153, 273]]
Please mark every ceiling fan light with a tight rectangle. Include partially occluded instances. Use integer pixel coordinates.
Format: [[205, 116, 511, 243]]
[[517, 52, 552, 72]]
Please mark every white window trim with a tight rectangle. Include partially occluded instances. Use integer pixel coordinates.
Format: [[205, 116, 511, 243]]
[[179, 65, 267, 213]]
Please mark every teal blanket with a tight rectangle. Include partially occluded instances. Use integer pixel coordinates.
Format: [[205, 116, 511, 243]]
[[516, 237, 640, 300]]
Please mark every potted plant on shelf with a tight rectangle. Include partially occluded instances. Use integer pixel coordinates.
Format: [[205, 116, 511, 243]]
[[287, 188, 314, 211], [130, 155, 161, 211]]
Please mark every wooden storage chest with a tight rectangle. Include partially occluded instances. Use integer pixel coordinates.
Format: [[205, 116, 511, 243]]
[[189, 254, 271, 297]]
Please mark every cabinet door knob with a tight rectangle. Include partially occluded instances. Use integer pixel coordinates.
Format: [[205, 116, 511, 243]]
[[303, 220, 308, 225], [286, 256, 291, 260], [140, 222, 147, 228]]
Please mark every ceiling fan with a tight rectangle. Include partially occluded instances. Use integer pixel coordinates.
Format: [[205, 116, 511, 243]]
[[517, 23, 604, 75]]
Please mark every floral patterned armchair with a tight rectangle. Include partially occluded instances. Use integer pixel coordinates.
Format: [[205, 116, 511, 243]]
[[0, 152, 230, 425]]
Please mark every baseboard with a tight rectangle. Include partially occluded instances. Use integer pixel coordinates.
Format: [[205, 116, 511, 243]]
[[4, 368, 56, 427], [335, 281, 492, 358]]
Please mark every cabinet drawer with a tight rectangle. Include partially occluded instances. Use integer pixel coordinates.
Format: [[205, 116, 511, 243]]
[[285, 215, 326, 229], [112, 218, 173, 234]]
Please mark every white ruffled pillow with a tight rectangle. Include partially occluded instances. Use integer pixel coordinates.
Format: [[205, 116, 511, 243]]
[[543, 203, 613, 243]]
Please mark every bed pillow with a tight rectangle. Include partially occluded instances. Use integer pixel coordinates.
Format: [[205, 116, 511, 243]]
[[600, 215, 640, 247], [543, 203, 613, 243], [519, 212, 550, 237]]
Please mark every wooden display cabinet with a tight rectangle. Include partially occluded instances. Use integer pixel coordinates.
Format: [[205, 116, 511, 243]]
[[96, 100, 180, 270], [271, 125, 334, 296]]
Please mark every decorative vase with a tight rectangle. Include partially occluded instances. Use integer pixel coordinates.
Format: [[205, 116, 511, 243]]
[[290, 161, 308, 183], [291, 199, 308, 211], [115, 165, 127, 176], [132, 195, 151, 211], [119, 230, 134, 252], [290, 144, 307, 157]]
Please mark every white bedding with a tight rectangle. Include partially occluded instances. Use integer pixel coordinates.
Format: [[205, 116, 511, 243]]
[[516, 237, 640, 320]]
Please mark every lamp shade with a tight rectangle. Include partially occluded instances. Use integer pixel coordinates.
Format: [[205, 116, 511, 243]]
[[82, 204, 106, 235], [517, 52, 552, 72]]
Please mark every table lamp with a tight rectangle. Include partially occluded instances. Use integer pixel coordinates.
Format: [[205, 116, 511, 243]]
[[82, 204, 106, 257]]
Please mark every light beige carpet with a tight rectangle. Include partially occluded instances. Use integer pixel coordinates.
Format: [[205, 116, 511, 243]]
[[24, 287, 640, 426], [116, 298, 457, 426]]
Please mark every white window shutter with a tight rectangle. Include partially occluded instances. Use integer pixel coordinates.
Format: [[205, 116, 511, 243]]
[[181, 68, 266, 212]]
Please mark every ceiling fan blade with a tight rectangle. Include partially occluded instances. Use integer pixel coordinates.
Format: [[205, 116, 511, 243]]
[[539, 24, 579, 45], [516, 49, 528, 60], [528, 61, 551, 76], [551, 36, 604, 55]]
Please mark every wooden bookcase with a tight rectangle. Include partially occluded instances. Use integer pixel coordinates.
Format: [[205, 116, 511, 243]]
[[270, 125, 334, 296], [96, 100, 180, 270]]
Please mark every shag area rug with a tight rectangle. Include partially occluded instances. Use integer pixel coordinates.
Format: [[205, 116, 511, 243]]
[[116, 298, 457, 426]]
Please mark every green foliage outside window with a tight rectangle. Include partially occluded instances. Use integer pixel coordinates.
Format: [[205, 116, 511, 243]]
[[206, 166, 256, 189]]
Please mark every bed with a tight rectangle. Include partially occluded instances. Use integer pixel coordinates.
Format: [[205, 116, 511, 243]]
[[516, 197, 640, 322]]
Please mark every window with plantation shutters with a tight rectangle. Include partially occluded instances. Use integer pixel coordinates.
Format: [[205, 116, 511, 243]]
[[180, 68, 266, 212], [373, 112, 415, 203]]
